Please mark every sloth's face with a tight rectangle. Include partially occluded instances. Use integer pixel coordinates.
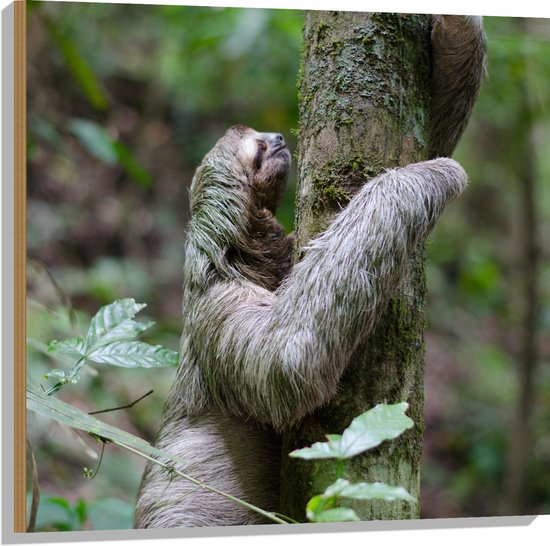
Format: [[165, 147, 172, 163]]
[[233, 126, 291, 213]]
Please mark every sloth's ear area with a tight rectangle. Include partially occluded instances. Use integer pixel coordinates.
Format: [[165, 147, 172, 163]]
[[236, 130, 266, 170]]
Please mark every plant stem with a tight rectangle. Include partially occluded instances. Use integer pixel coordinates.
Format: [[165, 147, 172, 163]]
[[68, 356, 87, 381], [84, 440, 106, 479], [44, 356, 86, 396], [44, 382, 64, 396]]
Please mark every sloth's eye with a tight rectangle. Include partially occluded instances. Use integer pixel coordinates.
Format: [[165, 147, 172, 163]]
[[256, 140, 268, 152]]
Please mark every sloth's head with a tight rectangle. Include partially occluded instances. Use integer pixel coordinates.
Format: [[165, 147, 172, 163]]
[[189, 125, 293, 287], [198, 125, 291, 214], [233, 125, 291, 212]]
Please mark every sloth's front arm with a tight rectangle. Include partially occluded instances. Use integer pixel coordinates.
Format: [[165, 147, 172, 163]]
[[192, 158, 467, 431]]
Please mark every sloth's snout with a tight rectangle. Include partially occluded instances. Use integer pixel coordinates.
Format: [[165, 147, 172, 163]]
[[271, 133, 285, 147], [261, 132, 286, 150]]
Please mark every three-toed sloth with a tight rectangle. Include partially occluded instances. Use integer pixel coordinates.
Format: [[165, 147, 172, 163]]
[[135, 15, 487, 528]]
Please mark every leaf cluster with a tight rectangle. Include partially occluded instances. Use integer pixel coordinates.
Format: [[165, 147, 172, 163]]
[[291, 403, 416, 522], [43, 299, 178, 395]]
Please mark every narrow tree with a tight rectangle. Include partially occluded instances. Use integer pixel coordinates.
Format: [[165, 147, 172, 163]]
[[280, 12, 433, 521], [502, 18, 541, 515]]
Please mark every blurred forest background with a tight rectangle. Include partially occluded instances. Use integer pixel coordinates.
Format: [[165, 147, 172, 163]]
[[26, 1, 550, 531]]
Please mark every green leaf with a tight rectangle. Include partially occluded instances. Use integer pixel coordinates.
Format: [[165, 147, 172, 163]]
[[291, 403, 413, 460], [45, 496, 72, 511], [69, 120, 117, 165], [112, 141, 153, 188], [84, 299, 149, 352], [43, 369, 67, 380], [47, 337, 86, 356], [32, 495, 81, 532], [323, 478, 415, 503], [305, 494, 336, 520], [309, 507, 360, 523], [86, 498, 134, 530], [74, 499, 88, 527], [338, 402, 414, 458], [27, 389, 197, 471], [43, 16, 108, 111], [86, 340, 179, 368], [69, 120, 152, 188], [43, 369, 80, 384], [290, 440, 343, 460], [27, 389, 151, 449], [304, 478, 414, 524]]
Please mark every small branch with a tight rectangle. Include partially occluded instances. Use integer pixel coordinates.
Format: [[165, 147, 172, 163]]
[[89, 390, 154, 415], [83, 440, 107, 480]]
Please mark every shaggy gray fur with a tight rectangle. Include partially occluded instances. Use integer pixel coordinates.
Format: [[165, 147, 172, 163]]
[[430, 15, 487, 157], [135, 15, 486, 528]]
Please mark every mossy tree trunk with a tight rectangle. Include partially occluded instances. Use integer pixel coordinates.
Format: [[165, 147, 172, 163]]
[[280, 11, 433, 522]]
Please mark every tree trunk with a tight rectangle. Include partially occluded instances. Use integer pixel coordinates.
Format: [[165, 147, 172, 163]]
[[280, 11, 432, 522], [503, 124, 538, 516]]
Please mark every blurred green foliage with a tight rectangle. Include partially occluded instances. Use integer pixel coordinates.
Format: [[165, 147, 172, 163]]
[[26, 2, 550, 529], [27, 494, 135, 531], [423, 16, 550, 518]]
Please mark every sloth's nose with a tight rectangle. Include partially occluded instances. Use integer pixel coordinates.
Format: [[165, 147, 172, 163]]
[[272, 133, 285, 146], [261, 132, 286, 148]]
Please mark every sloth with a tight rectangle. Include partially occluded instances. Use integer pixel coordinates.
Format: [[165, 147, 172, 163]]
[[135, 15, 487, 528]]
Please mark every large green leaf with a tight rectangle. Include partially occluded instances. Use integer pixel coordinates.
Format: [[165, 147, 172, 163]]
[[338, 402, 414, 458], [85, 299, 149, 351], [87, 340, 179, 368], [27, 389, 196, 466], [323, 478, 414, 503], [289, 440, 343, 460], [27, 389, 151, 450], [290, 403, 413, 460]]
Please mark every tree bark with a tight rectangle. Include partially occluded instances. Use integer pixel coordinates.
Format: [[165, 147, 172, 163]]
[[280, 11, 432, 522]]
